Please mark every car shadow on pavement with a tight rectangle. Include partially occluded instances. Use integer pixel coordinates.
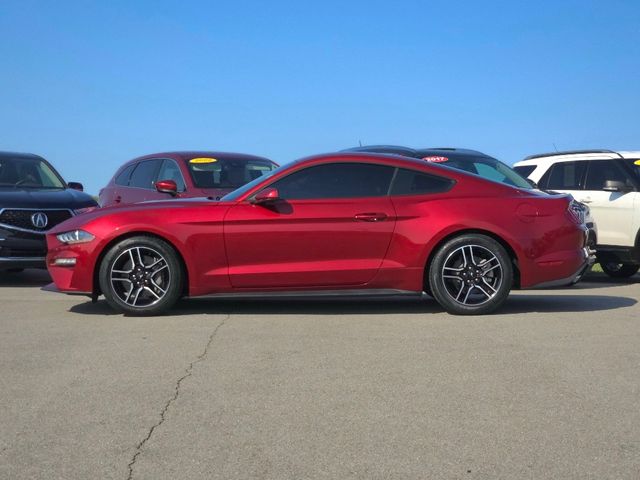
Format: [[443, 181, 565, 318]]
[[572, 272, 640, 289], [500, 293, 636, 314], [69, 292, 637, 317], [0, 269, 51, 287]]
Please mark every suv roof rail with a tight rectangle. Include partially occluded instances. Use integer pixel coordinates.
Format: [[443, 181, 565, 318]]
[[525, 149, 624, 160]]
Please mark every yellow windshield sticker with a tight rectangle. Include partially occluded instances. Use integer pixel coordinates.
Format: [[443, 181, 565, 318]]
[[634, 159, 640, 166], [190, 157, 217, 164]]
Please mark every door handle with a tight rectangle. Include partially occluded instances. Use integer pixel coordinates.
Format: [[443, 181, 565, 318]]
[[114, 196, 122, 204], [354, 213, 388, 222], [581, 197, 593, 204]]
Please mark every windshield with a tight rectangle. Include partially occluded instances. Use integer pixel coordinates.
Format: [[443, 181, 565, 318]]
[[186, 156, 277, 190], [220, 164, 284, 201], [440, 156, 533, 189], [0, 157, 66, 189]]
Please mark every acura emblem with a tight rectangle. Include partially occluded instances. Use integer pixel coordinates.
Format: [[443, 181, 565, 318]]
[[31, 212, 49, 229]]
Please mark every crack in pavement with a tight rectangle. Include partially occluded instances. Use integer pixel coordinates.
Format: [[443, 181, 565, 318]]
[[126, 315, 229, 480]]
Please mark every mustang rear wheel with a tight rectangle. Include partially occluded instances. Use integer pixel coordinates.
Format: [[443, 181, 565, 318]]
[[99, 236, 183, 316], [429, 234, 513, 315]]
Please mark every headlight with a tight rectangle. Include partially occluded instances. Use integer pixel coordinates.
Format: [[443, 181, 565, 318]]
[[56, 230, 95, 244], [73, 207, 97, 215]]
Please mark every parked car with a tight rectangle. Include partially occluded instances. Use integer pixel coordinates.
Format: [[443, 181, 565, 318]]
[[0, 151, 97, 271], [99, 151, 278, 207], [46, 153, 591, 316], [514, 150, 640, 278], [345, 145, 597, 249], [344, 146, 536, 188]]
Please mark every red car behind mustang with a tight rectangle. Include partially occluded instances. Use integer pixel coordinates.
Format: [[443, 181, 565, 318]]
[[46, 153, 593, 316]]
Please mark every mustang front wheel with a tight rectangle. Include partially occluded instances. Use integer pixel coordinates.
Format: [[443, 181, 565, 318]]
[[99, 236, 183, 315], [429, 234, 513, 315]]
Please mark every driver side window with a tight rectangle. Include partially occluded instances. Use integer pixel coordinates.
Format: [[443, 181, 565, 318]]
[[157, 159, 186, 192], [584, 160, 630, 191], [270, 163, 395, 200]]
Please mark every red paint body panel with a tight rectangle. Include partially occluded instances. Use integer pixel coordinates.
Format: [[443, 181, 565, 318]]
[[48, 153, 589, 299], [224, 197, 396, 288]]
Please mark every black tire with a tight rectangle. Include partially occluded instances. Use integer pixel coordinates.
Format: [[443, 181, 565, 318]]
[[98, 236, 183, 316], [600, 262, 640, 278], [428, 234, 513, 315]]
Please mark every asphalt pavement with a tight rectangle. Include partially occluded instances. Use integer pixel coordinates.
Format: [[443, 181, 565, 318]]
[[1, 269, 639, 480]]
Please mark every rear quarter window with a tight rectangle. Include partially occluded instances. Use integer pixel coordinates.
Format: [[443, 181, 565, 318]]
[[390, 169, 454, 195]]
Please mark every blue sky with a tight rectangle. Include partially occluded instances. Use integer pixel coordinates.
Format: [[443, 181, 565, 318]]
[[1, 0, 639, 194]]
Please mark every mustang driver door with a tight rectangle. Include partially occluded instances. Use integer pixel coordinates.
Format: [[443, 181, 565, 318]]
[[223, 162, 397, 289]]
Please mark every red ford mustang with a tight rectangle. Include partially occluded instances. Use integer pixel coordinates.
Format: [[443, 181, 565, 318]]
[[46, 153, 592, 316]]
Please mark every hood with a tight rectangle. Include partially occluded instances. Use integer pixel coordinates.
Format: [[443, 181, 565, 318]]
[[0, 187, 97, 209], [48, 196, 229, 233]]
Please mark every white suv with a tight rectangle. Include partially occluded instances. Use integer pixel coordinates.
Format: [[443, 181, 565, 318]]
[[514, 150, 640, 278]]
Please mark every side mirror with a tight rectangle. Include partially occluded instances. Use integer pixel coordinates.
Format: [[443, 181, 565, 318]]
[[68, 182, 84, 192], [251, 187, 280, 204], [603, 180, 630, 193], [156, 179, 178, 196]]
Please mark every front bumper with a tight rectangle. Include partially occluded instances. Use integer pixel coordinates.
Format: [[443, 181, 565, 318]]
[[0, 227, 47, 269], [46, 235, 98, 296]]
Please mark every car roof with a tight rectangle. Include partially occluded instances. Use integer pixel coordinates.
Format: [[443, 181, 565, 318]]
[[295, 151, 472, 175], [416, 147, 493, 159], [0, 151, 46, 161], [517, 150, 640, 165], [341, 145, 419, 156], [342, 145, 494, 160], [131, 151, 275, 164]]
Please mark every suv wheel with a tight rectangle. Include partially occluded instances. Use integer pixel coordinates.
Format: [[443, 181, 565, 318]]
[[428, 234, 513, 315], [99, 236, 183, 315], [600, 262, 640, 278]]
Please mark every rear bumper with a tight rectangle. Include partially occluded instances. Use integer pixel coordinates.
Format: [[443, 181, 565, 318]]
[[529, 246, 595, 288]]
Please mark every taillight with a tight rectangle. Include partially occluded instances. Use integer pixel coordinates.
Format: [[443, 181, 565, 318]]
[[568, 200, 585, 224]]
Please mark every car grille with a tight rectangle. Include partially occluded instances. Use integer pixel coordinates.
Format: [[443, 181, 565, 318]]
[[0, 209, 73, 232], [0, 246, 46, 258]]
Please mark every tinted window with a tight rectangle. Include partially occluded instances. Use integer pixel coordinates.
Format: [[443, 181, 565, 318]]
[[0, 157, 65, 189], [157, 159, 186, 192], [625, 159, 640, 181], [513, 165, 536, 177], [442, 157, 531, 188], [187, 157, 277, 189], [115, 164, 136, 186], [584, 160, 630, 190], [129, 160, 162, 189], [390, 169, 453, 195], [542, 161, 586, 190], [270, 163, 395, 200]]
